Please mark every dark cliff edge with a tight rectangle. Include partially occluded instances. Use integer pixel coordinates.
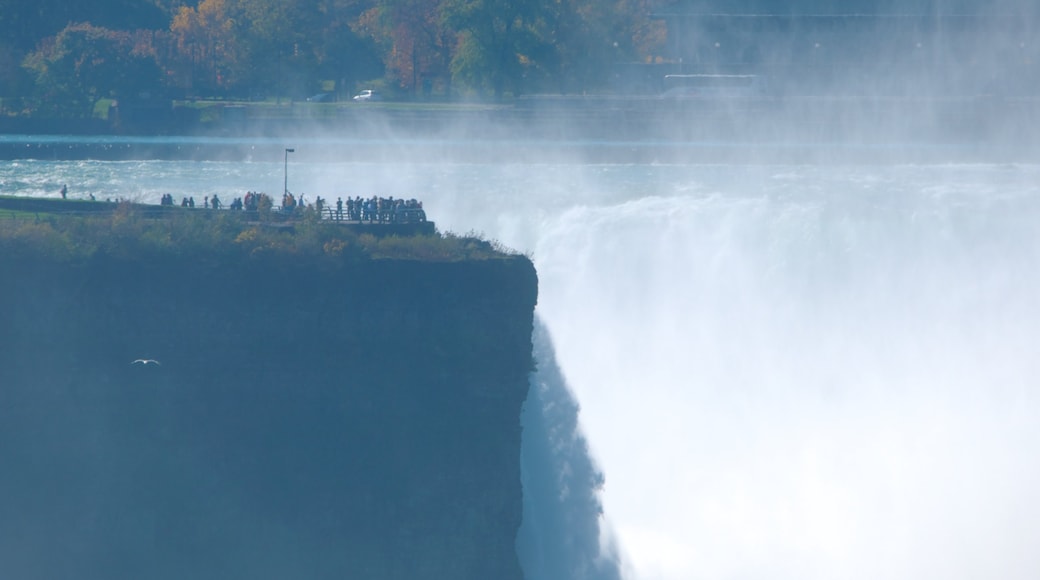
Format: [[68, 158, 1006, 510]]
[[0, 242, 537, 579]]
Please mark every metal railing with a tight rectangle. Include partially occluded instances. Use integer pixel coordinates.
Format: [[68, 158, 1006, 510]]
[[0, 205, 430, 228]]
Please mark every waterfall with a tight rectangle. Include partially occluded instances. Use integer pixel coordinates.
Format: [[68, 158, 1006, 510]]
[[7, 151, 1040, 579], [517, 320, 623, 580], [520, 163, 1040, 579]]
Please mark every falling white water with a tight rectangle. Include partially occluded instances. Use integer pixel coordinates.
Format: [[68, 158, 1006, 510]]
[[519, 163, 1040, 580]]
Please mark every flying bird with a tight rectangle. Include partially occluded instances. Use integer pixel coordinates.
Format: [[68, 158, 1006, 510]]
[[131, 359, 161, 366]]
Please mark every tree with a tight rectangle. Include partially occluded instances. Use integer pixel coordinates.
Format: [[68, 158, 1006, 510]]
[[313, 0, 385, 96], [442, 0, 559, 97], [547, 0, 664, 94], [0, 42, 33, 101], [228, 0, 320, 98], [23, 23, 163, 118], [315, 19, 384, 95], [170, 0, 243, 94], [357, 0, 454, 95], [0, 0, 167, 51], [7, 0, 666, 110]]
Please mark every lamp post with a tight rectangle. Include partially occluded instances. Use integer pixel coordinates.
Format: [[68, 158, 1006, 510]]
[[284, 148, 295, 197]]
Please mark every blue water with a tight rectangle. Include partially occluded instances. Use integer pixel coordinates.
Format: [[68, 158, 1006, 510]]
[[5, 137, 1040, 580]]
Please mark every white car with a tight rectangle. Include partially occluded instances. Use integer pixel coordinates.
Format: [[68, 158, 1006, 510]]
[[353, 90, 381, 102]]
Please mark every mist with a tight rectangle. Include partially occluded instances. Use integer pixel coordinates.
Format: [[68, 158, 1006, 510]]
[[524, 164, 1040, 580], [517, 320, 623, 580], [4, 2, 1040, 578], [293, 159, 1040, 580]]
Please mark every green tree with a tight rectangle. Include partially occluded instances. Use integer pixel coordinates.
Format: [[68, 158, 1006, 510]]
[[0, 42, 33, 103], [228, 0, 320, 98], [0, 0, 163, 101], [23, 23, 163, 118], [316, 19, 384, 95], [312, 0, 384, 96], [442, 0, 555, 97]]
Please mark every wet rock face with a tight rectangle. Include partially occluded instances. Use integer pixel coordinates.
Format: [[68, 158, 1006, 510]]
[[0, 253, 537, 580]]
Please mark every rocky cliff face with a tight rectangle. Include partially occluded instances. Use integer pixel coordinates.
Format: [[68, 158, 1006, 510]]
[[0, 251, 537, 580]]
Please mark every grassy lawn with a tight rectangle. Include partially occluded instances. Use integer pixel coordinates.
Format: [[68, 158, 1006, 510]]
[[0, 209, 46, 223], [174, 98, 511, 114]]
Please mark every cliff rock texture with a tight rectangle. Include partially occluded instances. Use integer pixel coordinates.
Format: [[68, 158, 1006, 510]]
[[0, 250, 537, 580]]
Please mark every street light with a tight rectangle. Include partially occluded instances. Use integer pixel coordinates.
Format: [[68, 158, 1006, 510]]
[[284, 148, 295, 197]]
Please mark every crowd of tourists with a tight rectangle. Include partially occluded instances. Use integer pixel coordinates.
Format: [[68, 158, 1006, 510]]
[[160, 193, 223, 209], [334, 196, 426, 223], [157, 191, 426, 223]]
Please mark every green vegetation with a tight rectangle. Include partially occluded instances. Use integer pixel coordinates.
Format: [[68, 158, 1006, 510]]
[[0, 203, 519, 264], [0, 0, 664, 119]]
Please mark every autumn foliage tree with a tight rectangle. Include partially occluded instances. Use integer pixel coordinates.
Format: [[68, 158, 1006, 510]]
[[357, 0, 455, 95], [170, 0, 242, 94], [6, 0, 663, 110]]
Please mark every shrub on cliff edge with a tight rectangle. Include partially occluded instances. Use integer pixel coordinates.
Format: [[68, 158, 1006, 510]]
[[0, 205, 519, 264]]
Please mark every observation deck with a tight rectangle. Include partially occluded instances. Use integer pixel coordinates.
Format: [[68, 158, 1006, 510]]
[[0, 195, 436, 237]]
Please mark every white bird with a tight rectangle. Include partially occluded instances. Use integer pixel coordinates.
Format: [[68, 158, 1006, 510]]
[[131, 359, 161, 366]]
